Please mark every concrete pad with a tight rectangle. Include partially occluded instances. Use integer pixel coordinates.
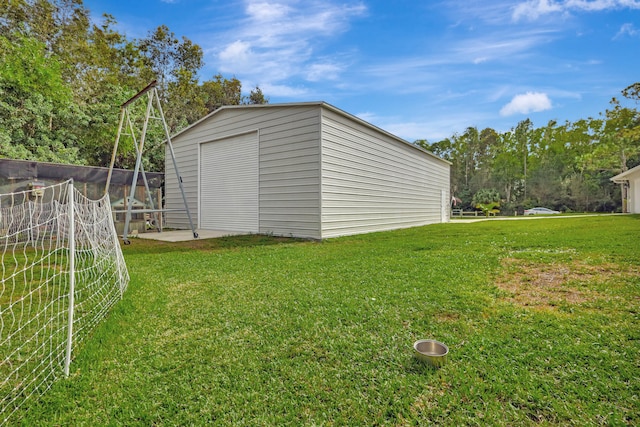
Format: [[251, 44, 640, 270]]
[[135, 229, 248, 242]]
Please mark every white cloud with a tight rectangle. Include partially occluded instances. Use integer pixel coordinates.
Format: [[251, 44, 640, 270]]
[[614, 23, 640, 38], [246, 2, 291, 22], [354, 111, 378, 124], [213, 0, 366, 84], [382, 121, 436, 142], [362, 28, 557, 90], [513, 0, 563, 21], [354, 111, 480, 143], [500, 92, 553, 116], [488, 86, 513, 102], [306, 62, 343, 81], [564, 0, 640, 12], [512, 0, 640, 21], [218, 40, 252, 64], [259, 83, 308, 98], [455, 29, 558, 63]]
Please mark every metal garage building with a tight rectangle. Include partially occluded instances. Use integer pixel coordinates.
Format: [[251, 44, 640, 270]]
[[164, 102, 451, 240]]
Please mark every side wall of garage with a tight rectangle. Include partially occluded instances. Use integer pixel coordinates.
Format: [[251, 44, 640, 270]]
[[320, 106, 451, 239]]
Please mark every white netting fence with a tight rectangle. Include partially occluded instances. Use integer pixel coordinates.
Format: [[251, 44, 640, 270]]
[[0, 180, 129, 425]]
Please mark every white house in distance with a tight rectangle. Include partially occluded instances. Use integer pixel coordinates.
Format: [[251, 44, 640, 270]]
[[611, 163, 640, 213], [164, 102, 451, 240]]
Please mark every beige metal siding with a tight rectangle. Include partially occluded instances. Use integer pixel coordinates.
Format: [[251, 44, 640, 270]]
[[258, 108, 322, 239], [165, 105, 322, 239], [200, 132, 258, 232], [631, 175, 640, 214], [320, 107, 450, 239], [164, 129, 200, 230]]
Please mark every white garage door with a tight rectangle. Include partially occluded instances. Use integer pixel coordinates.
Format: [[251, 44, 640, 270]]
[[200, 132, 259, 232]]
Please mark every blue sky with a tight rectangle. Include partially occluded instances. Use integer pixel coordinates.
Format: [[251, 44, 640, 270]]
[[82, 0, 640, 142]]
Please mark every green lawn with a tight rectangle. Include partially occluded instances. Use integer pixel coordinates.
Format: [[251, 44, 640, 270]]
[[19, 216, 640, 426]]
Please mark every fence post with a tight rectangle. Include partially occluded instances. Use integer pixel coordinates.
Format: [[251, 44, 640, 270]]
[[64, 180, 76, 377]]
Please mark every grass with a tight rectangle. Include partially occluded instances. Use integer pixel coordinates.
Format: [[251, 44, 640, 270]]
[[15, 216, 640, 426], [1, 241, 127, 423]]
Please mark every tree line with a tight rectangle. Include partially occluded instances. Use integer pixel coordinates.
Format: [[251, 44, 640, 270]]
[[417, 85, 640, 213], [0, 0, 267, 172]]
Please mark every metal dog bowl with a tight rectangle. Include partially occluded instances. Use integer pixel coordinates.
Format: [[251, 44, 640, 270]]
[[413, 339, 448, 368]]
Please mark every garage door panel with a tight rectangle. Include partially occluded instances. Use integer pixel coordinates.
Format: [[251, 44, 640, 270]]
[[200, 132, 259, 232]]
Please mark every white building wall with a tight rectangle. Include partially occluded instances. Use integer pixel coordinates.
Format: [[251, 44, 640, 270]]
[[200, 131, 259, 232], [611, 165, 640, 214], [164, 126, 200, 231], [165, 104, 323, 238], [630, 174, 640, 214], [319, 106, 450, 239], [257, 107, 322, 238], [166, 102, 450, 240]]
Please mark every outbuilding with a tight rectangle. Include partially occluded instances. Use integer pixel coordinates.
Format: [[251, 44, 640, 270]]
[[164, 102, 451, 240], [611, 164, 640, 213]]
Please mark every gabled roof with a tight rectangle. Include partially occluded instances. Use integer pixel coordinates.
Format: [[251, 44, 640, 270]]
[[611, 163, 640, 183], [169, 101, 450, 165]]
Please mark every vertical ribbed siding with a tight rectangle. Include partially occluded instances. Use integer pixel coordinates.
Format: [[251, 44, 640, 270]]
[[320, 107, 450, 239]]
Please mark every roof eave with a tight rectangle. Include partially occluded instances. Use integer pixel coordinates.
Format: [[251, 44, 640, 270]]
[[610, 163, 640, 182]]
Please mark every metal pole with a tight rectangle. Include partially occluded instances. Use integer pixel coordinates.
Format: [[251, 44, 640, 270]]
[[122, 87, 161, 232], [153, 88, 198, 238], [105, 108, 126, 197], [139, 163, 161, 232], [121, 80, 157, 108], [125, 111, 158, 231], [122, 91, 154, 243], [127, 116, 159, 232], [64, 179, 75, 377]]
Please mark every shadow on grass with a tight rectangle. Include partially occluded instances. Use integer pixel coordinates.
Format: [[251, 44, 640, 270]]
[[120, 233, 311, 255]]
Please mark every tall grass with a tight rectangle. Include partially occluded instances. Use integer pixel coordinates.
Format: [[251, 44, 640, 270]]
[[17, 216, 640, 426]]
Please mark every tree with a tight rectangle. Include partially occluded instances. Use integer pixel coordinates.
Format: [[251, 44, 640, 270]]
[[165, 68, 206, 132], [470, 128, 500, 191], [458, 126, 480, 189], [584, 99, 640, 173], [422, 84, 638, 214], [421, 138, 453, 160], [244, 86, 269, 105], [472, 188, 500, 216], [0, 33, 84, 163], [200, 74, 242, 112], [492, 143, 520, 204], [138, 25, 203, 92], [622, 82, 640, 101], [514, 118, 532, 200], [0, 0, 30, 37], [0, 0, 270, 172]]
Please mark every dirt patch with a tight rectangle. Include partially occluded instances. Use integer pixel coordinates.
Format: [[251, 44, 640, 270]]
[[496, 258, 629, 311]]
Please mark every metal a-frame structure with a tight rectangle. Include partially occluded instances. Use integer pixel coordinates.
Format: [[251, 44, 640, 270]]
[[105, 81, 197, 243]]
